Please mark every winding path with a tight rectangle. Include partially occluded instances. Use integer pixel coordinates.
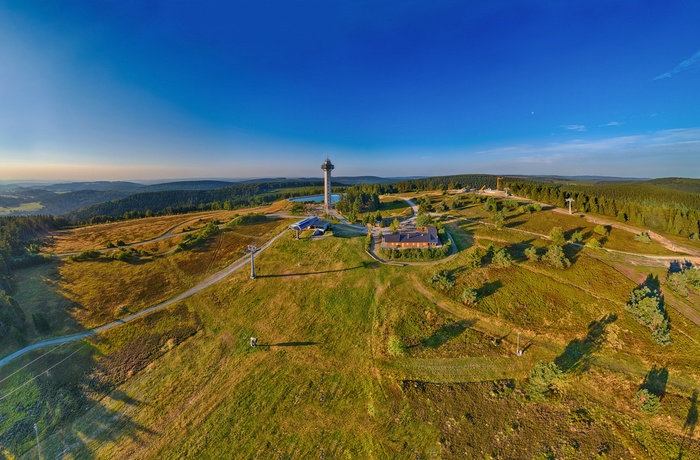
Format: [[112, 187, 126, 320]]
[[0, 227, 288, 369]]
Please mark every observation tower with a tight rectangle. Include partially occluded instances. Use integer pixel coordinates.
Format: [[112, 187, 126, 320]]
[[321, 158, 334, 211]]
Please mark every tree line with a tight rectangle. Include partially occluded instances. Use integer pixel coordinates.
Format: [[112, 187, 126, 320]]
[[64, 181, 327, 224], [0, 215, 66, 342], [507, 181, 700, 240]]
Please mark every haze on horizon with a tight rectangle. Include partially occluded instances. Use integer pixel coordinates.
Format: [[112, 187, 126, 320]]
[[1, 1, 699, 182]]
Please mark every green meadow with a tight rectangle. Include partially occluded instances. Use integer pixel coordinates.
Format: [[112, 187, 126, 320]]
[[1, 198, 700, 458]]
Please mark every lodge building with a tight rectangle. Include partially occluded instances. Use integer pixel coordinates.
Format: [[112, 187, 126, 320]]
[[382, 226, 441, 249]]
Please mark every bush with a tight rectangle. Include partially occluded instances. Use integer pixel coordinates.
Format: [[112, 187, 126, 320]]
[[462, 247, 482, 268], [635, 389, 661, 414], [526, 361, 564, 401], [586, 238, 601, 249], [493, 211, 506, 230], [387, 335, 407, 356], [634, 232, 652, 244], [70, 249, 102, 262], [571, 231, 583, 243], [544, 244, 570, 269], [594, 225, 609, 237], [460, 288, 477, 306], [686, 269, 700, 289], [364, 233, 372, 251], [483, 197, 497, 212], [524, 246, 539, 262], [12, 253, 53, 269], [666, 272, 688, 297], [626, 285, 671, 346], [290, 202, 305, 215], [491, 247, 513, 268], [178, 222, 219, 251], [416, 213, 434, 227], [430, 270, 455, 291], [32, 312, 50, 334], [549, 227, 565, 246], [228, 213, 268, 226]]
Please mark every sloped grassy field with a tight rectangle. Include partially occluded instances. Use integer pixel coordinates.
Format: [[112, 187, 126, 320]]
[[2, 201, 700, 458]]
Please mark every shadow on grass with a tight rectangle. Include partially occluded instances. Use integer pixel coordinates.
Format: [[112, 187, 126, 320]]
[[669, 260, 694, 274], [258, 262, 377, 278], [477, 280, 503, 299], [505, 220, 527, 229], [678, 390, 699, 460], [0, 305, 200, 458], [258, 342, 318, 347], [554, 313, 617, 374], [563, 242, 585, 266], [509, 239, 536, 263], [420, 319, 476, 349], [639, 365, 669, 400]]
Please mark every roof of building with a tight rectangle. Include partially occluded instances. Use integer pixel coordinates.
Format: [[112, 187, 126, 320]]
[[383, 226, 439, 244]]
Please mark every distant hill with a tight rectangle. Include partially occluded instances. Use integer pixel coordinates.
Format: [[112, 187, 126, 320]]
[[634, 177, 700, 194], [138, 180, 237, 192], [43, 181, 144, 192], [63, 180, 326, 222]]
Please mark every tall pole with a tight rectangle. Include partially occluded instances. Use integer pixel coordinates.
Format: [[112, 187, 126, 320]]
[[34, 423, 41, 460], [248, 245, 258, 279]]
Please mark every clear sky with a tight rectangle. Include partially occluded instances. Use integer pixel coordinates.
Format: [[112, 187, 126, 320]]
[[1, 0, 699, 181]]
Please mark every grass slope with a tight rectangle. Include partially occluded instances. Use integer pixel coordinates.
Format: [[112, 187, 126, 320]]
[[2, 202, 700, 458]]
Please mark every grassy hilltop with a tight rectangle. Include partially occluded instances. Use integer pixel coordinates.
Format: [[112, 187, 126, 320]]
[[2, 193, 700, 458]]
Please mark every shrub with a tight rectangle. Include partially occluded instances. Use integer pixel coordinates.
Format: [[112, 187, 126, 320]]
[[430, 270, 455, 291], [526, 361, 564, 401], [594, 225, 609, 237], [549, 227, 565, 246], [544, 244, 570, 269], [460, 288, 477, 306], [483, 197, 497, 212], [686, 269, 700, 289], [364, 233, 372, 251], [492, 247, 513, 268], [465, 247, 484, 268], [32, 312, 50, 334], [524, 246, 539, 262], [387, 335, 407, 356], [635, 389, 661, 414], [416, 214, 434, 227], [626, 285, 671, 346], [571, 231, 583, 243], [493, 211, 506, 230], [634, 232, 652, 244], [586, 238, 601, 249], [70, 249, 102, 262], [666, 272, 688, 297]]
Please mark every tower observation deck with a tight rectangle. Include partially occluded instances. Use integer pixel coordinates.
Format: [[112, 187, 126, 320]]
[[321, 158, 334, 212]]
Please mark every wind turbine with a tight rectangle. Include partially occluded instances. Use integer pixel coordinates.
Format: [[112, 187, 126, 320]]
[[565, 197, 574, 214]]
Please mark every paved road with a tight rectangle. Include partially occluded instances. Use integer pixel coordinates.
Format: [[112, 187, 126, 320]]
[[0, 228, 288, 369]]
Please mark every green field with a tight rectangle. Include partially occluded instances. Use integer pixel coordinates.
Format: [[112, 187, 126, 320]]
[[1, 200, 700, 458], [0, 202, 44, 216]]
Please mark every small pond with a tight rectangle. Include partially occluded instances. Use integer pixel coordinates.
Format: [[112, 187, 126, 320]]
[[289, 194, 341, 203]]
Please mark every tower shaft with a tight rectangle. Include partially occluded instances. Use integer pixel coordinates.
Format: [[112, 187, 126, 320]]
[[321, 158, 334, 211]]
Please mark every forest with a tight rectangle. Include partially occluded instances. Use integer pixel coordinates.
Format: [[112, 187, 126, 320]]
[[507, 181, 700, 239], [64, 180, 328, 224]]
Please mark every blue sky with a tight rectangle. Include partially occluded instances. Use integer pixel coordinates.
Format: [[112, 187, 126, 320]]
[[1, 0, 698, 181]]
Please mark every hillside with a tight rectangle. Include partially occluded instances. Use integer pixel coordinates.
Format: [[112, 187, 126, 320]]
[[1, 194, 700, 458]]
